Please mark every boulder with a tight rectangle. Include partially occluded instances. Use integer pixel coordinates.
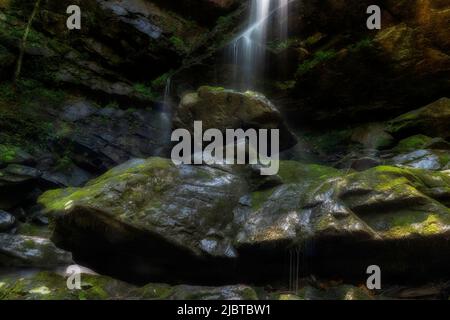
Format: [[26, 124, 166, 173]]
[[0, 164, 41, 210], [390, 149, 450, 171], [387, 98, 450, 138], [174, 86, 297, 150], [236, 163, 450, 281], [0, 270, 135, 300], [0, 210, 15, 232], [393, 135, 450, 153], [39, 158, 248, 283], [0, 234, 73, 268]]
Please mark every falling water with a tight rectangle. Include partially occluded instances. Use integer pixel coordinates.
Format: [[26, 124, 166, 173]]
[[152, 76, 173, 156], [230, 0, 290, 90]]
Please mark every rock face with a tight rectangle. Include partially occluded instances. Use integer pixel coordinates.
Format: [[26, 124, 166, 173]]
[[39, 157, 450, 284], [0, 0, 238, 102], [273, 0, 450, 124], [174, 86, 297, 150]]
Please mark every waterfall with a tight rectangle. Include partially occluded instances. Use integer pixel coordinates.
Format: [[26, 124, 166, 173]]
[[230, 0, 290, 90]]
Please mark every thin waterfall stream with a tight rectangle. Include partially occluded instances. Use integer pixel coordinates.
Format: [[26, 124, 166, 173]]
[[229, 0, 290, 90]]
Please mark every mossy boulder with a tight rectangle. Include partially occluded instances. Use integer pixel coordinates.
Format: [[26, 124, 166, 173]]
[[39, 157, 248, 283], [393, 135, 444, 153], [0, 271, 136, 300], [387, 98, 450, 138], [350, 123, 394, 150], [235, 164, 450, 281], [390, 149, 450, 170], [174, 86, 297, 150]]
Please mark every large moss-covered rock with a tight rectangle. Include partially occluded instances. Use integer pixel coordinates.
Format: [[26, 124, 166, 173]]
[[239, 164, 450, 244], [174, 86, 297, 150], [393, 135, 450, 153], [387, 98, 450, 138], [0, 270, 135, 300], [39, 157, 248, 282], [235, 163, 450, 281], [39, 157, 450, 283]]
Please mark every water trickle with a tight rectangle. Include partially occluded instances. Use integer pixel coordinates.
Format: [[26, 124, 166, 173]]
[[229, 0, 290, 90]]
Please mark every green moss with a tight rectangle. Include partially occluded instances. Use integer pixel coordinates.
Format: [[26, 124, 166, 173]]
[[394, 135, 433, 153], [39, 158, 175, 213], [387, 212, 448, 238], [278, 161, 341, 184], [439, 153, 450, 166], [251, 189, 275, 210], [348, 38, 374, 52], [201, 86, 226, 93], [274, 80, 296, 91], [133, 83, 157, 100], [170, 36, 187, 52], [267, 38, 300, 53], [296, 50, 337, 77], [151, 72, 172, 90], [16, 223, 51, 237], [240, 287, 259, 300], [303, 129, 353, 153], [0, 271, 138, 300], [0, 144, 18, 163]]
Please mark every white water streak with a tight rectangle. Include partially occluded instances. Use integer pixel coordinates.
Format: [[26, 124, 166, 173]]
[[231, 0, 290, 90]]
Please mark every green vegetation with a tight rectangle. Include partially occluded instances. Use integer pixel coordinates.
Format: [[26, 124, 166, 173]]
[[268, 38, 300, 53], [13, 0, 42, 83], [394, 135, 433, 153], [133, 83, 158, 100], [274, 80, 296, 91], [0, 144, 18, 163], [151, 72, 172, 90], [0, 79, 67, 151], [348, 38, 374, 52], [170, 36, 187, 52], [297, 50, 337, 77]]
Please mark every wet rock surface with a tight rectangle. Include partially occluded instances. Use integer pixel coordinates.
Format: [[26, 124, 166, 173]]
[[38, 157, 450, 284], [174, 86, 297, 150], [0, 234, 73, 268]]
